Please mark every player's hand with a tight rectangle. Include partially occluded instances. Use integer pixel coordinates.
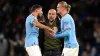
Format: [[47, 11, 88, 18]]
[[49, 31, 55, 37], [46, 27, 54, 33], [45, 26, 55, 37]]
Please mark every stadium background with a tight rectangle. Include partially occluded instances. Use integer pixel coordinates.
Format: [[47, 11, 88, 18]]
[[0, 0, 100, 56]]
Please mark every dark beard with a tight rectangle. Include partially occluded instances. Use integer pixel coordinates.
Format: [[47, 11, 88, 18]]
[[37, 14, 45, 22], [49, 20, 55, 26], [49, 18, 54, 22], [37, 15, 41, 19]]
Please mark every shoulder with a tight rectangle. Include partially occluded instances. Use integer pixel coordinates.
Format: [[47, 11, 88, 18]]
[[62, 14, 73, 24], [28, 14, 34, 18], [27, 14, 35, 20], [65, 14, 72, 19], [64, 14, 73, 21]]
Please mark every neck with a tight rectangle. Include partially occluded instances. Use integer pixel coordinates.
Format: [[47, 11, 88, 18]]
[[49, 21, 54, 25], [32, 12, 38, 17], [60, 11, 67, 17]]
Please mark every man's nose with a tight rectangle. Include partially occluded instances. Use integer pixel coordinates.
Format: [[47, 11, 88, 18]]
[[49, 15, 52, 17]]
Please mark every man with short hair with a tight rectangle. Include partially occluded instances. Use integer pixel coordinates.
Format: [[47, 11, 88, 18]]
[[50, 1, 79, 56], [25, 4, 53, 56], [43, 9, 62, 56]]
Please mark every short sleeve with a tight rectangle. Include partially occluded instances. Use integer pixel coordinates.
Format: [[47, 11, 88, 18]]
[[30, 16, 37, 24]]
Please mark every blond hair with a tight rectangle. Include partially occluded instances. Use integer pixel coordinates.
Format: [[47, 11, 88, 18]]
[[58, 1, 71, 13]]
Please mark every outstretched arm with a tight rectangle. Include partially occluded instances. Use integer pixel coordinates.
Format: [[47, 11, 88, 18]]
[[31, 17, 53, 32], [50, 20, 71, 38]]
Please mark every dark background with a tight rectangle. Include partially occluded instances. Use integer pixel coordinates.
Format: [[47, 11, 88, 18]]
[[0, 0, 100, 56]]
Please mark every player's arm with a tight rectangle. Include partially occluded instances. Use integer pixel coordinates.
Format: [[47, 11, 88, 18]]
[[30, 17, 53, 32], [32, 21, 49, 30], [31, 18, 53, 32], [54, 19, 71, 38]]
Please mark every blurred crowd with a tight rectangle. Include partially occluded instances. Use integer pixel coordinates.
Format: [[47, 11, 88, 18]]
[[0, 0, 100, 56]]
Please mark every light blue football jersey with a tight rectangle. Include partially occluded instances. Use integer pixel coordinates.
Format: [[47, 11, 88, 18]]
[[25, 14, 39, 47], [54, 14, 79, 48]]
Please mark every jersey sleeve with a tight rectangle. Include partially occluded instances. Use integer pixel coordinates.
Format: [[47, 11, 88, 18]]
[[63, 19, 71, 31], [54, 18, 71, 38], [30, 16, 36, 24]]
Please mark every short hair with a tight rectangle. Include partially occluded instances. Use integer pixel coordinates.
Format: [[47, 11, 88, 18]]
[[58, 1, 71, 13], [30, 4, 42, 12]]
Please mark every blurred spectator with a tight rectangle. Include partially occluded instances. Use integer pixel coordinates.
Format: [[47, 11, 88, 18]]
[[93, 22, 100, 44], [0, 33, 8, 56], [72, 13, 79, 27], [90, 47, 98, 56], [81, 51, 89, 56], [85, 43, 91, 53], [13, 33, 25, 56]]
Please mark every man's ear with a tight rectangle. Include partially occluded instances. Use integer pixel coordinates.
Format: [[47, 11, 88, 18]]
[[35, 9, 38, 12]]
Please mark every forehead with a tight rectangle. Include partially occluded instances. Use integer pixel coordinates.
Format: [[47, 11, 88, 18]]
[[57, 4, 63, 7], [48, 9, 56, 14]]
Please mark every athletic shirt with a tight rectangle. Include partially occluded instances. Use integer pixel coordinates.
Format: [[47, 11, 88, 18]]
[[25, 14, 39, 47], [54, 14, 79, 48]]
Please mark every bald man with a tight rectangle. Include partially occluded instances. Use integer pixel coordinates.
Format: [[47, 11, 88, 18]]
[[43, 9, 62, 56]]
